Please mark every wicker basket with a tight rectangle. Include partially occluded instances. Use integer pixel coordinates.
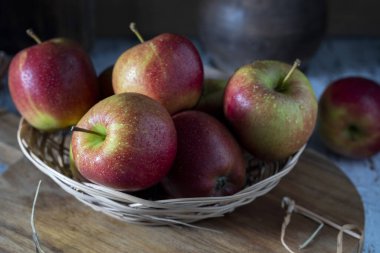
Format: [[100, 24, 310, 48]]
[[17, 118, 305, 226]]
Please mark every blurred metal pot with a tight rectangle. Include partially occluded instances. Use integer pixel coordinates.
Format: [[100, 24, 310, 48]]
[[198, 0, 327, 74]]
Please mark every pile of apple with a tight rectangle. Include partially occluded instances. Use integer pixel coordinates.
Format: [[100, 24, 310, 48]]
[[8, 26, 318, 198]]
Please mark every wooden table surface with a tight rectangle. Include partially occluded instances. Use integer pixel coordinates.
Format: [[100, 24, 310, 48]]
[[1, 37, 378, 252], [0, 112, 364, 253]]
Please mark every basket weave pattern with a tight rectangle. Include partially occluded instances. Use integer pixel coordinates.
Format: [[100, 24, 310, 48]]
[[17, 118, 304, 226]]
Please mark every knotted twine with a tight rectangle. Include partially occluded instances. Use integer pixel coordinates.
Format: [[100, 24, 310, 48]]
[[281, 196, 363, 253]]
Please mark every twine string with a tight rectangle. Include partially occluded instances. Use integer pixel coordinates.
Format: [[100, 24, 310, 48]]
[[281, 197, 363, 253], [299, 222, 324, 249], [337, 224, 364, 253], [31, 180, 46, 253], [280, 198, 296, 253]]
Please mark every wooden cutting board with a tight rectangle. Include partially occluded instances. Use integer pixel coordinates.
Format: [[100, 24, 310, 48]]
[[0, 113, 364, 253]]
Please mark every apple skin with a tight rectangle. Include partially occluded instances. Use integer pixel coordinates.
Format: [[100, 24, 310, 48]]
[[8, 38, 99, 131], [69, 144, 87, 182], [318, 77, 380, 158], [71, 93, 177, 191], [195, 78, 227, 118], [112, 33, 204, 114], [162, 110, 246, 198], [224, 60, 318, 161]]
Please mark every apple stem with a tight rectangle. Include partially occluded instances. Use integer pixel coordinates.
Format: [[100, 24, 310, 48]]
[[282, 59, 301, 85], [129, 22, 145, 43], [70, 126, 105, 137], [26, 29, 42, 44]]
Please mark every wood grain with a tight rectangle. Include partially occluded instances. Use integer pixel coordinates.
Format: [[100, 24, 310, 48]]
[[0, 113, 22, 168], [0, 114, 364, 253]]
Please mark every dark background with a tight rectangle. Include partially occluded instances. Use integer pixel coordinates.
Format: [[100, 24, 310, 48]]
[[94, 0, 380, 37], [0, 0, 379, 53]]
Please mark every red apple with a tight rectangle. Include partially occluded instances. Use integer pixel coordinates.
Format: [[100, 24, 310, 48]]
[[318, 77, 380, 158], [224, 60, 318, 160], [162, 110, 246, 198], [8, 30, 99, 131], [71, 92, 177, 191], [112, 23, 203, 114]]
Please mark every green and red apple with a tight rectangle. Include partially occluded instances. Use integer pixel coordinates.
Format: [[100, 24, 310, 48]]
[[224, 60, 318, 161], [195, 78, 227, 118], [318, 77, 380, 158], [69, 144, 87, 182], [71, 93, 177, 191], [112, 23, 204, 114], [8, 30, 99, 131], [162, 110, 246, 198]]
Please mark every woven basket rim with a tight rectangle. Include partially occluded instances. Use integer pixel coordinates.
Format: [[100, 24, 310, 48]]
[[17, 117, 305, 224]]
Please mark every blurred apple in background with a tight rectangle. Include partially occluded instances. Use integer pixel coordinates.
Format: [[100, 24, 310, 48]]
[[113, 23, 203, 114], [318, 77, 380, 159], [71, 93, 177, 191], [162, 110, 246, 198], [224, 60, 318, 161], [8, 29, 99, 131]]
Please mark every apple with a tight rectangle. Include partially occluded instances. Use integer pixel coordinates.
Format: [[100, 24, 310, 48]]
[[162, 110, 246, 198], [69, 144, 87, 182], [98, 65, 114, 99], [71, 92, 177, 191], [318, 77, 380, 158], [8, 29, 99, 131], [112, 23, 203, 114], [195, 78, 227, 118], [224, 60, 318, 161]]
